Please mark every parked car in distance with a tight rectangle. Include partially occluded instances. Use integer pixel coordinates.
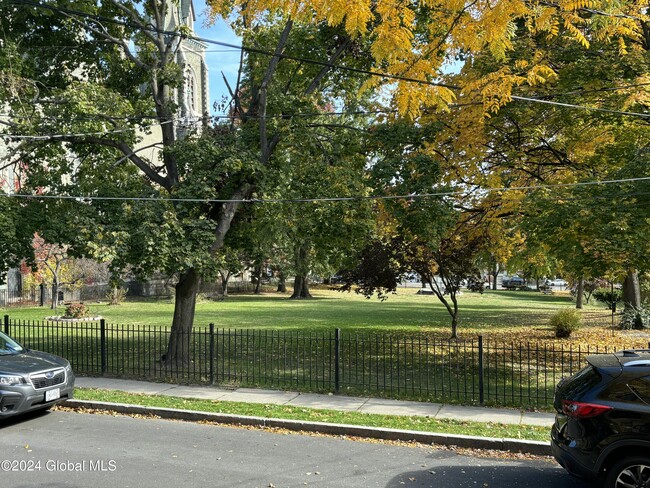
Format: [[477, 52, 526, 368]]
[[551, 349, 650, 488], [0, 331, 74, 418], [547, 278, 568, 287], [501, 276, 525, 288]]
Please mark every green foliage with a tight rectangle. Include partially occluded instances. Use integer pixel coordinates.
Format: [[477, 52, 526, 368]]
[[549, 309, 582, 338], [64, 302, 90, 319], [619, 306, 650, 330], [592, 289, 623, 310], [0, 198, 32, 284]]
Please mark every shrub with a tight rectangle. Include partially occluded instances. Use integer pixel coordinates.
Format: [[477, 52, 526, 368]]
[[619, 306, 650, 330], [593, 288, 623, 310], [550, 309, 582, 338], [64, 302, 90, 319], [106, 287, 126, 305]]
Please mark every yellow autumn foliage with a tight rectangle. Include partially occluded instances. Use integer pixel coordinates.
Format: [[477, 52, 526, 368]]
[[207, 0, 648, 117]]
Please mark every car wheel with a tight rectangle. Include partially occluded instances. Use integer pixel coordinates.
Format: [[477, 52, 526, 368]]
[[605, 457, 650, 488]]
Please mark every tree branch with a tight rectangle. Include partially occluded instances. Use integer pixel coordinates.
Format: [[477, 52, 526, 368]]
[[65, 136, 170, 188], [258, 19, 294, 165], [305, 37, 352, 96]]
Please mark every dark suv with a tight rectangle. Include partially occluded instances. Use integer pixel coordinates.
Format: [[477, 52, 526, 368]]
[[551, 349, 650, 488]]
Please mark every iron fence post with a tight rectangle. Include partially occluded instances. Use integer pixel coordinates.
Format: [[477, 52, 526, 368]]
[[478, 335, 485, 405], [3, 315, 8, 336], [209, 323, 215, 385], [100, 318, 107, 375], [335, 328, 341, 394]]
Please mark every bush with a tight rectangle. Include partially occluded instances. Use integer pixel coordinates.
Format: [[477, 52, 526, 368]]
[[550, 309, 582, 338], [593, 288, 622, 310], [619, 306, 650, 330], [64, 302, 90, 319], [106, 287, 126, 305]]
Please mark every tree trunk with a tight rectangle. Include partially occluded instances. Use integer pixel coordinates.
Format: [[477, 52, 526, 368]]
[[491, 263, 499, 291], [219, 271, 230, 297], [291, 275, 312, 299], [450, 294, 459, 339], [254, 265, 263, 294], [450, 314, 458, 339], [426, 277, 459, 339], [623, 270, 641, 309], [576, 277, 584, 309], [51, 282, 59, 309], [163, 268, 201, 367], [276, 272, 286, 293]]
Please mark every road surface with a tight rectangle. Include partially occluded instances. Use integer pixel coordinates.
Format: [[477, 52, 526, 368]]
[[0, 410, 588, 488]]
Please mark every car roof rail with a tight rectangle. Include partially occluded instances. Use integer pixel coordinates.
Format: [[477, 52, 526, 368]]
[[616, 349, 650, 357], [623, 360, 650, 367]]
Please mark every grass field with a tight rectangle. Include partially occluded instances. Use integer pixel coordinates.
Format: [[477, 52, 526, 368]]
[[2, 287, 620, 342], [3, 288, 643, 408]]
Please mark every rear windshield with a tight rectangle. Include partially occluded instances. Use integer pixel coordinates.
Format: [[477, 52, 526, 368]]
[[556, 365, 602, 401], [0, 332, 24, 355]]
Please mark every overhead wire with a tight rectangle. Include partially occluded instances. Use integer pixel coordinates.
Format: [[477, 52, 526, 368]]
[[2, 0, 649, 204], [1, 176, 650, 205]]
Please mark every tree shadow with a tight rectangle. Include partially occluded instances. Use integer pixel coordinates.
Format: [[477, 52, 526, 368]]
[[385, 458, 591, 488]]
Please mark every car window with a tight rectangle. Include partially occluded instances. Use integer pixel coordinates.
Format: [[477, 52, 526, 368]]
[[0, 332, 24, 355], [627, 376, 650, 405], [606, 379, 643, 403], [557, 365, 602, 400]]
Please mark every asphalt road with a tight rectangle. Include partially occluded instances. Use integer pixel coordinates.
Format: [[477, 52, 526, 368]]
[[0, 410, 589, 488]]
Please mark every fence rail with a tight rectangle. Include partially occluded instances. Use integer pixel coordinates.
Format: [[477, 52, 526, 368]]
[[3, 316, 647, 408], [0, 288, 39, 307]]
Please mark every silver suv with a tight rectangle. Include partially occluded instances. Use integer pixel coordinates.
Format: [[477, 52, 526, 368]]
[[0, 331, 75, 418]]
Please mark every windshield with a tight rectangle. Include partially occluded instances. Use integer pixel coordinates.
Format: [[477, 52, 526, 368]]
[[0, 331, 24, 355]]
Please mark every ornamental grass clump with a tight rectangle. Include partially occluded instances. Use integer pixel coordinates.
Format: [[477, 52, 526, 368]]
[[550, 309, 582, 338]]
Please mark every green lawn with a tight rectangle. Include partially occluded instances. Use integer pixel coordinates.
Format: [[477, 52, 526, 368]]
[[2, 288, 633, 408], [2, 288, 608, 337]]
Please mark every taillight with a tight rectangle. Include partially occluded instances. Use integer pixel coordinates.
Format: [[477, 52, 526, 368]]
[[562, 400, 613, 418]]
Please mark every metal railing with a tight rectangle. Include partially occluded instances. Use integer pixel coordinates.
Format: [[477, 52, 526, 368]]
[[0, 288, 39, 307], [4, 315, 647, 408]]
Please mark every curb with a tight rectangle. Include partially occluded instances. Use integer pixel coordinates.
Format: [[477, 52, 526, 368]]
[[62, 399, 551, 456]]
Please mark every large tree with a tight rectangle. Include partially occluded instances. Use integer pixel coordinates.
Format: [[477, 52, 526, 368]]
[[2, 2, 377, 365], [4, 0, 649, 363]]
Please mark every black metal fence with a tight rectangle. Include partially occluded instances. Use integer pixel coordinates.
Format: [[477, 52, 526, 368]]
[[1, 281, 275, 308], [3, 315, 647, 408], [0, 288, 39, 307]]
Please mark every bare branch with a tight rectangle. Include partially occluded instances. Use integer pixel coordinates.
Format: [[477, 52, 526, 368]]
[[305, 37, 352, 96], [55, 135, 170, 188], [61, 13, 151, 71], [107, 0, 159, 46], [258, 19, 294, 164]]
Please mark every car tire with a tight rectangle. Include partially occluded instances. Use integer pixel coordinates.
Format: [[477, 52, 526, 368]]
[[604, 457, 650, 488]]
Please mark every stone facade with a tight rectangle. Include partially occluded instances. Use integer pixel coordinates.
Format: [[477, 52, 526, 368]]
[[137, 0, 209, 157]]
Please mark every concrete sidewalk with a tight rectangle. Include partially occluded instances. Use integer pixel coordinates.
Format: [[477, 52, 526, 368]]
[[74, 377, 555, 428]]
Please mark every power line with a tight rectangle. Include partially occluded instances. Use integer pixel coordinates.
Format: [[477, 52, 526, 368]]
[[9, 0, 650, 120], [511, 95, 650, 119], [0, 126, 139, 140], [1, 109, 393, 123], [2, 176, 650, 205]]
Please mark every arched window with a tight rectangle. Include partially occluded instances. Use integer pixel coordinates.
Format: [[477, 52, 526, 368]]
[[185, 69, 197, 114]]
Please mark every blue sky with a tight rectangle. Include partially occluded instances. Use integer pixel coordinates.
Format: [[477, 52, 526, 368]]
[[193, 7, 241, 116]]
